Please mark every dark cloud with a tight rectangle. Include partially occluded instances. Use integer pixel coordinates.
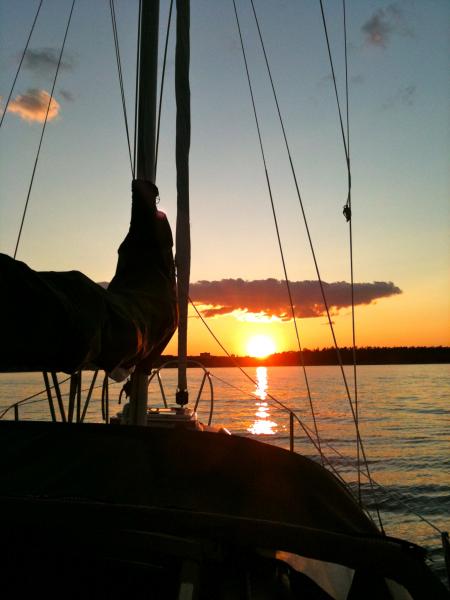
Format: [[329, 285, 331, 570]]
[[190, 278, 402, 320], [318, 74, 363, 90], [350, 74, 364, 85], [361, 4, 413, 48], [23, 47, 75, 75], [7, 89, 60, 123], [59, 89, 74, 102], [317, 73, 332, 89], [382, 84, 416, 110]]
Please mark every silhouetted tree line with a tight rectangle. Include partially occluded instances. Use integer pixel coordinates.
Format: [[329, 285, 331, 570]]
[[157, 346, 449, 368]]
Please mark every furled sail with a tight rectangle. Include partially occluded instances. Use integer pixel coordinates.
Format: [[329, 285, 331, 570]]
[[0, 180, 177, 379]]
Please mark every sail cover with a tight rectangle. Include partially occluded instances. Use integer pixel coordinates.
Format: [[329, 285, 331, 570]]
[[0, 180, 177, 377], [1, 421, 447, 599]]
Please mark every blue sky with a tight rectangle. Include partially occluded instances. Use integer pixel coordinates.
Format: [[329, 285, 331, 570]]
[[0, 0, 448, 352]]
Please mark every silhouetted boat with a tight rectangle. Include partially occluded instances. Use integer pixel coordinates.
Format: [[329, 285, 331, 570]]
[[0, 2, 448, 599]]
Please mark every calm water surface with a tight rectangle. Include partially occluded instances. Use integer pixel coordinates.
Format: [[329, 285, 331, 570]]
[[1, 364, 449, 582]]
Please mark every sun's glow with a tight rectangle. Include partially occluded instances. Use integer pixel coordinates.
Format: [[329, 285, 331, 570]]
[[248, 366, 277, 435], [246, 335, 276, 358]]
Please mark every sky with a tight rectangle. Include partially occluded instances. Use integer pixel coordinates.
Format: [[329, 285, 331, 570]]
[[0, 0, 449, 357]]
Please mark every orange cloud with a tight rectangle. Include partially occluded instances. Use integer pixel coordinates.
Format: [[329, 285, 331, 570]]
[[7, 89, 60, 123], [190, 278, 402, 320]]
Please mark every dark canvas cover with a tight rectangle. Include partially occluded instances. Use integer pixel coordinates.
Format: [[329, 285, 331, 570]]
[[0, 421, 447, 599], [0, 181, 177, 375]]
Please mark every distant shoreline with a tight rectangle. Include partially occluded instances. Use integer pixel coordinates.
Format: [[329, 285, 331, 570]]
[[158, 347, 450, 368]]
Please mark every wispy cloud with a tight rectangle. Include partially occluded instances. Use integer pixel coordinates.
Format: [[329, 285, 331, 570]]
[[362, 3, 413, 48], [350, 74, 364, 85], [59, 88, 74, 102], [317, 73, 363, 91], [190, 278, 402, 320], [382, 84, 416, 110], [317, 73, 333, 89], [7, 89, 60, 123], [23, 47, 75, 75]]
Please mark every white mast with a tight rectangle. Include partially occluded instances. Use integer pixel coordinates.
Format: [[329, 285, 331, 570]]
[[129, 0, 160, 425], [175, 0, 191, 407]]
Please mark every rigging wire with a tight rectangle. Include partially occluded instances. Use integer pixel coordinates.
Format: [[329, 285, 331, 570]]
[[195, 324, 443, 535], [248, 0, 379, 518], [4, 0, 439, 546], [155, 0, 174, 175], [0, 373, 120, 421], [133, 0, 142, 172], [0, 375, 71, 420], [189, 298, 403, 526], [190, 297, 330, 466], [341, 0, 361, 504], [319, 0, 361, 503], [0, 0, 44, 131], [232, 0, 323, 463], [5, 359, 440, 536], [206, 372, 356, 490], [13, 0, 76, 260], [109, 0, 134, 176], [318, 0, 349, 165]]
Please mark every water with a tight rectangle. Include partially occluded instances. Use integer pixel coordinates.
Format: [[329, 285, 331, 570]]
[[1, 364, 449, 584]]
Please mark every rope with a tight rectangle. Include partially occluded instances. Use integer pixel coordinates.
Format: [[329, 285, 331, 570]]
[[318, 0, 382, 528], [101, 373, 110, 422], [188, 330, 369, 505], [80, 369, 99, 422], [42, 371, 57, 421], [109, 0, 134, 176], [318, 0, 349, 165], [318, 0, 361, 502], [0, 375, 71, 419], [211, 363, 444, 535], [233, 0, 383, 529], [370, 482, 443, 536], [0, 372, 121, 421], [232, 0, 323, 461], [341, 0, 361, 504], [209, 371, 268, 403], [13, 0, 76, 260], [0, 0, 44, 131], [133, 0, 142, 171], [190, 297, 330, 468], [155, 0, 174, 175], [248, 0, 378, 504]]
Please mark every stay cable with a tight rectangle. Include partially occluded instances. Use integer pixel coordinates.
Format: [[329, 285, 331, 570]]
[[13, 0, 76, 260]]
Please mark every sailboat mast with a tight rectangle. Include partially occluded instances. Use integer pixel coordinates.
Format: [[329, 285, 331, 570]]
[[135, 0, 159, 182], [129, 0, 160, 425], [175, 0, 191, 405]]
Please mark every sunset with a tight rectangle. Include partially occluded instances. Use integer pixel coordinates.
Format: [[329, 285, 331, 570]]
[[1, 0, 448, 358], [0, 1, 449, 595], [246, 334, 276, 358]]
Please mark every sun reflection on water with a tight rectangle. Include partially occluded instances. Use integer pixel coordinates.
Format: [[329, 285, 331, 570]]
[[247, 366, 277, 435]]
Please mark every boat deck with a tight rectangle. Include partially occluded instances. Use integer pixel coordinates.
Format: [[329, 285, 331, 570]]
[[0, 420, 447, 599]]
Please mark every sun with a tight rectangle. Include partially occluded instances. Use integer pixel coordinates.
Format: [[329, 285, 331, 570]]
[[246, 335, 276, 358]]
